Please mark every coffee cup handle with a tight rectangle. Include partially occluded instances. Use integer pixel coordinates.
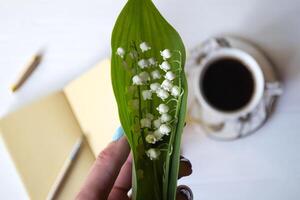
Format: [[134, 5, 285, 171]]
[[264, 81, 283, 116], [235, 81, 283, 137], [265, 82, 283, 96]]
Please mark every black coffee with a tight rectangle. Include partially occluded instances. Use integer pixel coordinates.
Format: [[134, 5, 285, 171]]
[[201, 58, 254, 112]]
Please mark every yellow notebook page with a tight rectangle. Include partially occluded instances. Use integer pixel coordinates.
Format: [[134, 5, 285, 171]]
[[0, 92, 94, 200], [64, 59, 119, 156]]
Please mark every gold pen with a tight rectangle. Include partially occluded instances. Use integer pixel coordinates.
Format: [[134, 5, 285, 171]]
[[11, 50, 43, 92]]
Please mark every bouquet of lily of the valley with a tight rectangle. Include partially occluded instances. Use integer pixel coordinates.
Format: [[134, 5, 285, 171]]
[[111, 0, 187, 199]]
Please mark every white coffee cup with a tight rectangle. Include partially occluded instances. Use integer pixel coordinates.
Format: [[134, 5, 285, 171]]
[[193, 48, 265, 123], [187, 36, 282, 140]]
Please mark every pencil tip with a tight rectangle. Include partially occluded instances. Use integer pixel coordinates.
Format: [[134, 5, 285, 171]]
[[10, 85, 17, 93]]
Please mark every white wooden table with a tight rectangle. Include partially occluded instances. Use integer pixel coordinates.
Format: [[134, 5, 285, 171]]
[[1, 0, 300, 199]]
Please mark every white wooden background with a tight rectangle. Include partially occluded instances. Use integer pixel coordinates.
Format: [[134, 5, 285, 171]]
[[1, 0, 300, 199]]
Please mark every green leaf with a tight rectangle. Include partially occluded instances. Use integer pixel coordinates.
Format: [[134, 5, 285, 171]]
[[111, 0, 188, 199]]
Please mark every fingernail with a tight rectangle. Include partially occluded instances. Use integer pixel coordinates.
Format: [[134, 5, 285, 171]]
[[179, 156, 193, 179], [112, 126, 124, 141], [177, 185, 193, 200], [180, 156, 192, 169]]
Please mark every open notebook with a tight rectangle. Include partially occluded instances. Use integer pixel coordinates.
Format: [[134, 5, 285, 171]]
[[0, 59, 119, 200]]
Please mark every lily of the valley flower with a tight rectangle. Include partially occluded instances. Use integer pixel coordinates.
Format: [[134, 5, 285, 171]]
[[142, 90, 152, 100], [161, 80, 173, 92], [161, 113, 172, 123], [129, 99, 139, 110], [165, 71, 176, 81], [160, 49, 172, 60], [148, 57, 157, 66], [157, 104, 169, 114], [151, 70, 161, 80], [153, 130, 164, 141], [153, 118, 162, 129], [146, 148, 160, 160], [159, 124, 172, 135], [140, 42, 151, 52], [171, 86, 180, 97], [129, 50, 138, 59], [127, 85, 137, 95], [146, 133, 157, 144], [116, 47, 125, 58], [159, 61, 171, 71], [145, 113, 154, 120], [139, 71, 150, 82], [132, 75, 143, 85], [150, 83, 161, 92], [140, 118, 151, 128], [156, 88, 169, 101], [132, 71, 150, 85], [138, 59, 149, 69]]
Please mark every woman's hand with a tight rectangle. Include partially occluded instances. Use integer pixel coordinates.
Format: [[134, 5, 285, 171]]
[[76, 128, 193, 200]]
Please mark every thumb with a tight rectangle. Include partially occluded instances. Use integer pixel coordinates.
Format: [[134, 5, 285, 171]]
[[76, 128, 130, 200]]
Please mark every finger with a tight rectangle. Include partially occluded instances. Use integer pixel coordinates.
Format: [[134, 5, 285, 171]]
[[109, 155, 192, 199], [76, 134, 130, 200], [108, 154, 132, 200], [178, 156, 192, 179], [176, 185, 193, 200]]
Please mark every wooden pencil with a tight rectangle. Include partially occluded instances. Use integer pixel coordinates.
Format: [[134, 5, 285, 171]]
[[46, 136, 84, 200], [11, 51, 43, 92]]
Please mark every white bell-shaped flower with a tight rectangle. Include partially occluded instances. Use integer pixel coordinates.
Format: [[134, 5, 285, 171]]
[[165, 71, 176, 81], [151, 70, 161, 80], [161, 80, 173, 92], [161, 113, 172, 123], [132, 75, 143, 85], [128, 99, 139, 110], [142, 90, 152, 100], [160, 49, 172, 60], [138, 59, 149, 69], [156, 88, 169, 101], [159, 61, 171, 71], [153, 118, 162, 129], [153, 129, 164, 141], [146, 148, 160, 160], [148, 57, 157, 66], [127, 85, 136, 95], [159, 124, 172, 135], [139, 71, 150, 82], [150, 83, 161, 92], [116, 47, 125, 58], [145, 133, 157, 144], [157, 104, 169, 114], [145, 113, 154, 120], [140, 42, 151, 52], [140, 118, 151, 128], [171, 86, 180, 97], [129, 50, 138, 59]]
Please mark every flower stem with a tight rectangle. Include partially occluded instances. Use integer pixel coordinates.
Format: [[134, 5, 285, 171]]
[[153, 160, 161, 200]]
